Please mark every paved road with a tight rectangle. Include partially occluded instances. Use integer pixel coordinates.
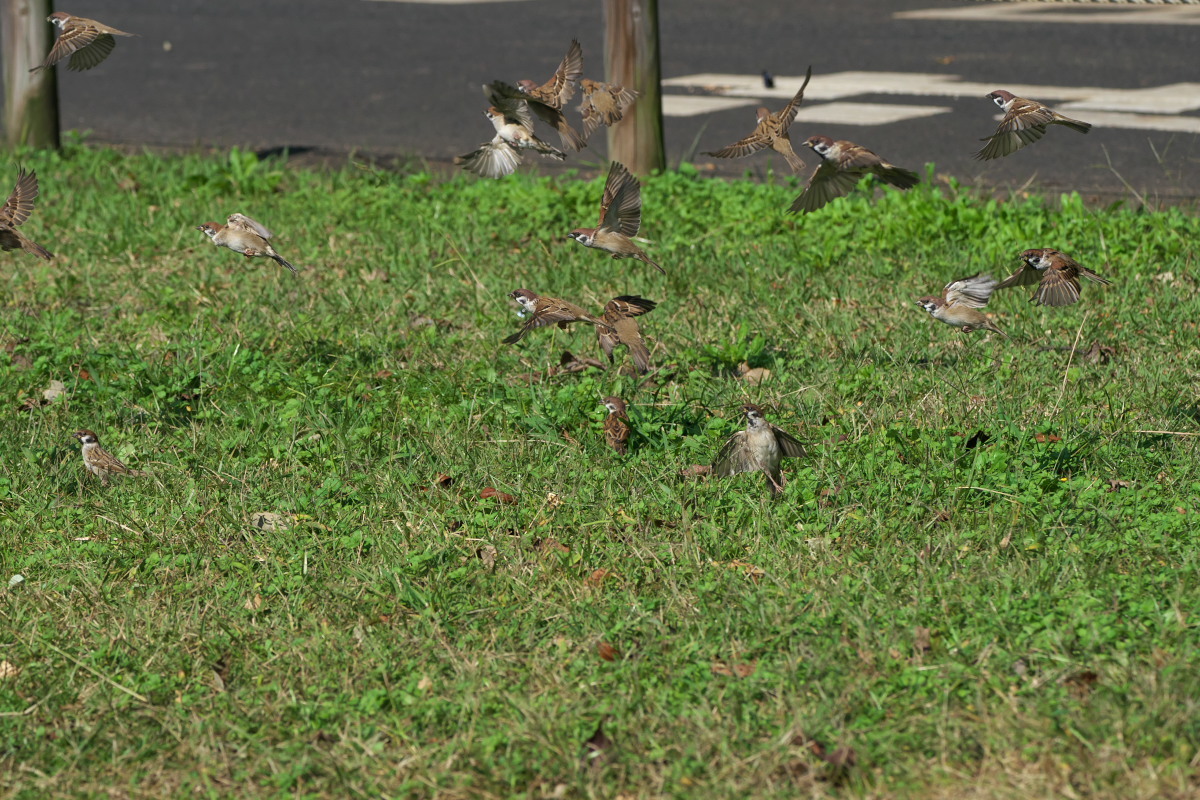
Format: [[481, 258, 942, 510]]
[[4, 0, 1199, 199]]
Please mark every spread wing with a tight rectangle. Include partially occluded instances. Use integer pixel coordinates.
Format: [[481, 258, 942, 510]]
[[776, 65, 813, 134], [615, 316, 651, 374], [604, 296, 656, 318], [596, 162, 642, 237], [714, 432, 755, 477], [1, 169, 39, 228], [705, 128, 770, 160], [484, 83, 535, 130], [771, 425, 807, 459], [944, 273, 996, 309], [788, 163, 861, 214], [995, 264, 1042, 291], [1033, 266, 1081, 307], [66, 33, 116, 71], [535, 39, 583, 108], [226, 213, 274, 239], [456, 139, 522, 179], [40, 23, 103, 69], [579, 81, 638, 140], [503, 301, 599, 343]]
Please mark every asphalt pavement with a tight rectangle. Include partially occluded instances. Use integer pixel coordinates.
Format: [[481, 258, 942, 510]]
[[3, 0, 1198, 200]]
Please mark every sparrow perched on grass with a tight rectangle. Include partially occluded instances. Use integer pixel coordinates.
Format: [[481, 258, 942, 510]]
[[602, 396, 631, 455], [33, 12, 135, 72], [916, 274, 1007, 337], [568, 162, 664, 274], [713, 404, 806, 497], [73, 429, 145, 484], [996, 248, 1110, 307], [704, 65, 812, 173], [577, 79, 639, 141], [975, 90, 1092, 161], [789, 136, 920, 214], [597, 296, 656, 374], [503, 289, 613, 344], [486, 40, 585, 152], [456, 103, 567, 179], [196, 214, 296, 273], [0, 168, 53, 261]]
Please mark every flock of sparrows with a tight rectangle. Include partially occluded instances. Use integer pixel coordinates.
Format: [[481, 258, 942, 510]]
[[3, 18, 1114, 497]]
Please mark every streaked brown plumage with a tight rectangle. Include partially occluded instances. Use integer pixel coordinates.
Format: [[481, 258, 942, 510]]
[[456, 103, 566, 179], [704, 65, 812, 173], [975, 90, 1092, 161], [602, 396, 631, 455], [789, 135, 919, 214], [577, 79, 639, 141], [916, 273, 1007, 337], [487, 40, 585, 154], [196, 213, 296, 273], [73, 429, 145, 484], [996, 248, 1110, 307], [568, 162, 664, 274], [0, 168, 53, 261], [503, 289, 613, 344], [597, 296, 656, 374], [713, 404, 806, 497], [33, 12, 134, 72]]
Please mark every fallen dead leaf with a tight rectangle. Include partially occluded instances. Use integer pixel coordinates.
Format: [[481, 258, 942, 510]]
[[480, 487, 517, 505], [914, 626, 932, 655], [1106, 479, 1132, 492], [711, 559, 766, 581], [0, 660, 18, 680], [711, 660, 757, 678], [249, 512, 291, 531], [416, 675, 434, 692], [1034, 432, 1062, 444], [585, 568, 613, 587], [680, 464, 712, 478], [536, 538, 569, 555], [596, 641, 619, 662], [476, 545, 497, 569], [243, 594, 263, 611], [42, 380, 68, 402]]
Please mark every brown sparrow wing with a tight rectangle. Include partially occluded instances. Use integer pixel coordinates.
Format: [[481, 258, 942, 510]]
[[604, 295, 657, 318], [596, 162, 642, 237], [0, 229, 53, 260], [226, 213, 274, 240], [775, 65, 813, 134], [713, 431, 753, 477], [526, 102, 585, 152], [456, 139, 522, 179], [614, 316, 651, 374], [995, 263, 1042, 291], [484, 83, 536, 130], [836, 143, 888, 171], [704, 127, 771, 160], [1, 169, 39, 228], [39, 23, 102, 69], [944, 273, 997, 309], [1049, 252, 1111, 286], [579, 81, 638, 139], [603, 412, 630, 454], [998, 100, 1059, 134], [66, 34, 117, 71], [503, 300, 604, 343], [771, 425, 807, 459], [1032, 266, 1082, 307], [90, 446, 140, 475], [533, 39, 583, 108], [788, 162, 862, 213]]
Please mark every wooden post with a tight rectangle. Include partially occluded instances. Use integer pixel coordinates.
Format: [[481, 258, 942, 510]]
[[603, 0, 664, 176], [3, 0, 60, 149]]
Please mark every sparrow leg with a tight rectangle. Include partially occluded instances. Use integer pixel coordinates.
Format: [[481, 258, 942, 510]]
[[765, 471, 786, 495]]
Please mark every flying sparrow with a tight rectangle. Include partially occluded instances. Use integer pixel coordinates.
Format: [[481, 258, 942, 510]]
[[196, 213, 297, 273], [916, 273, 1007, 337], [503, 288, 613, 344], [704, 65, 812, 173], [456, 103, 566, 179], [577, 79, 639, 141], [975, 90, 1092, 161], [789, 136, 920, 214], [713, 404, 806, 497], [487, 39, 585, 153], [602, 396, 631, 455], [73, 429, 145, 484], [568, 161, 664, 274], [0, 168, 53, 261], [597, 296, 656, 374], [995, 248, 1110, 307], [33, 12, 135, 72]]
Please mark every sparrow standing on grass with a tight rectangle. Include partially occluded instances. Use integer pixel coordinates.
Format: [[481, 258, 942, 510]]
[[568, 162, 664, 274], [597, 296, 656, 374], [713, 404, 806, 497], [602, 397, 631, 455], [789, 136, 919, 214], [577, 79, 639, 141], [0, 168, 53, 261], [196, 214, 297, 273], [974, 90, 1092, 161], [486, 40, 585, 152], [73, 429, 145, 484], [503, 289, 613, 344], [916, 273, 1007, 337], [996, 248, 1110, 307], [456, 104, 566, 179], [33, 12, 135, 72], [704, 66, 812, 173]]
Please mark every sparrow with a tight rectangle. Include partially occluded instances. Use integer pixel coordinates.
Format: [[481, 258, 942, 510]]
[[456, 104, 566, 179], [916, 273, 1007, 337], [73, 429, 145, 484], [196, 213, 297, 273], [568, 162, 664, 274], [602, 396, 631, 455], [503, 289, 613, 345], [597, 296, 656, 374], [713, 404, 806, 497], [704, 65, 812, 173], [975, 90, 1092, 161], [486, 39, 585, 153], [0, 168, 53, 261], [577, 79, 639, 141], [33, 12, 135, 72], [789, 136, 920, 214], [995, 248, 1111, 307]]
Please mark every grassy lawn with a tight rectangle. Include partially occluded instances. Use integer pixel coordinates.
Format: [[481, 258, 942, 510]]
[[2, 142, 1199, 798]]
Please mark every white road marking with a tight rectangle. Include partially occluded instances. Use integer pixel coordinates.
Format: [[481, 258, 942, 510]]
[[664, 71, 1200, 133], [661, 96, 758, 117], [896, 5, 1200, 24]]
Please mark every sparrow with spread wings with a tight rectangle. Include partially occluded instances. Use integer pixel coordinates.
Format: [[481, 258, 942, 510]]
[[456, 101, 566, 179], [577, 79, 639, 141], [485, 39, 585, 152], [597, 296, 656, 375], [704, 65, 813, 173], [916, 273, 1007, 337], [975, 90, 1092, 161], [788, 136, 919, 214], [503, 289, 614, 345], [713, 404, 806, 497], [568, 162, 664, 274], [196, 213, 297, 273], [33, 12, 135, 72], [995, 248, 1110, 307], [0, 168, 53, 260]]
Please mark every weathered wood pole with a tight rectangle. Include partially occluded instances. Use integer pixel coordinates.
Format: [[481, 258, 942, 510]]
[[3, 0, 60, 149], [603, 0, 664, 176]]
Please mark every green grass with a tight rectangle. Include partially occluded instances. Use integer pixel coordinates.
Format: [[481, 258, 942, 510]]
[[2, 140, 1199, 799]]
